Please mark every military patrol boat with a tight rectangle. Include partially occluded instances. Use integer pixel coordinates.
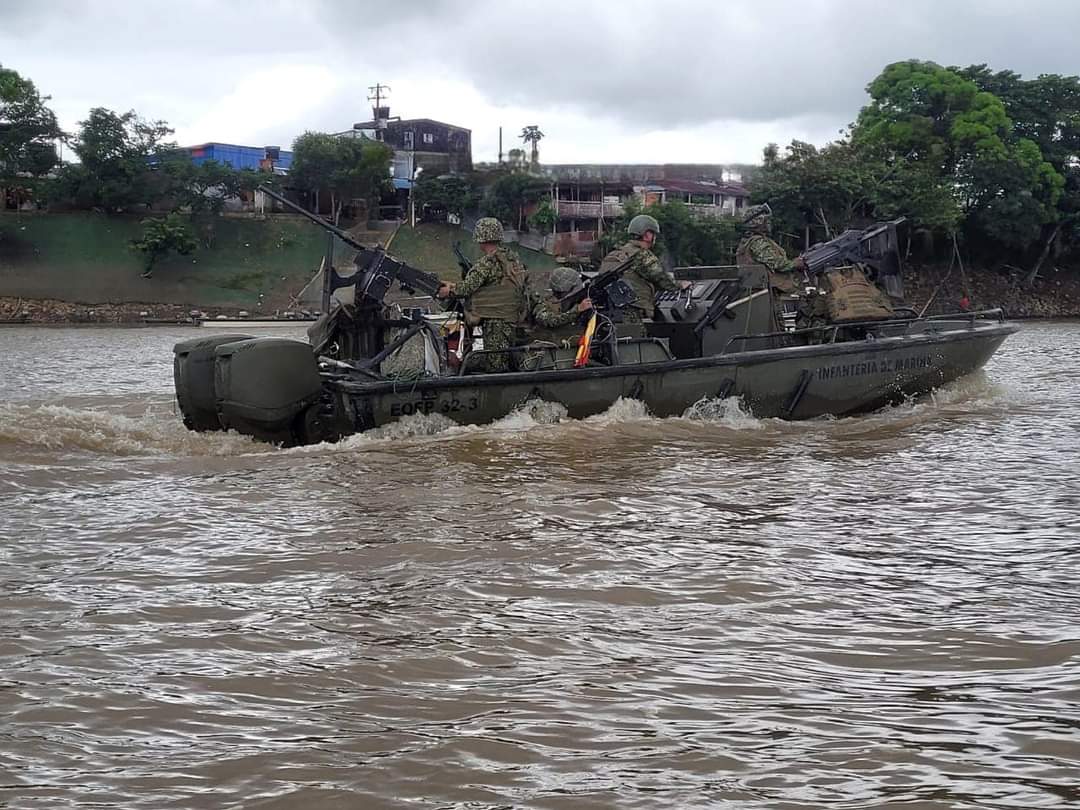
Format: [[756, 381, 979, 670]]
[[172, 189, 1018, 446]]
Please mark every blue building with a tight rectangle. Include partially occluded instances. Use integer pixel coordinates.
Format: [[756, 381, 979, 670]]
[[181, 143, 292, 174]]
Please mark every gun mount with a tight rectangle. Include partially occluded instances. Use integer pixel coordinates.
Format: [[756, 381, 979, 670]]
[[801, 218, 907, 301]]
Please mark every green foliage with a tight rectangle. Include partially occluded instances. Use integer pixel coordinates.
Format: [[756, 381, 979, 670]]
[[754, 139, 888, 242], [482, 172, 549, 229], [956, 64, 1080, 253], [413, 174, 480, 217], [157, 156, 263, 216], [290, 132, 392, 223], [852, 60, 1063, 250], [129, 213, 197, 276], [529, 197, 556, 232], [599, 199, 738, 266], [50, 108, 176, 212], [0, 64, 62, 184]]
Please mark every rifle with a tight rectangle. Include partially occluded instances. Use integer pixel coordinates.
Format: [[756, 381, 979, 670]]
[[452, 241, 472, 281], [257, 185, 442, 303], [557, 251, 639, 314]]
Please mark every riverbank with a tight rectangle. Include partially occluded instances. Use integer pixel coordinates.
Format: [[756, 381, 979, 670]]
[[0, 211, 345, 313], [903, 262, 1080, 318], [0, 296, 256, 325]]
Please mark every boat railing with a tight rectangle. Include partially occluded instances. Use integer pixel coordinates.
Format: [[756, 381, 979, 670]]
[[721, 308, 1008, 354]]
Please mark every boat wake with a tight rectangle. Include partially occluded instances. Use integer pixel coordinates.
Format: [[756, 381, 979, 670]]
[[0, 372, 1011, 460], [0, 401, 263, 457]]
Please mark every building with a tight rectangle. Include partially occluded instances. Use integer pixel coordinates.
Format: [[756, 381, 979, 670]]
[[343, 107, 472, 190], [178, 143, 292, 174], [541, 164, 750, 256]]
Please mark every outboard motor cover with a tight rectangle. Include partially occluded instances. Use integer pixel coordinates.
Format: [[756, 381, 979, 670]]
[[173, 334, 255, 431], [213, 338, 322, 444]]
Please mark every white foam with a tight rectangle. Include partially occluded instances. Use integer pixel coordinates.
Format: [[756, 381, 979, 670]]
[[0, 402, 262, 457], [682, 396, 766, 430]]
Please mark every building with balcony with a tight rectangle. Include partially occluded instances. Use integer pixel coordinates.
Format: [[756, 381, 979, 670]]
[[542, 164, 750, 256]]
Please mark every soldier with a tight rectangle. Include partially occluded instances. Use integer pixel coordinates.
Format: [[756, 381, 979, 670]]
[[597, 214, 687, 323], [436, 217, 528, 372], [736, 203, 808, 293], [529, 267, 593, 346]]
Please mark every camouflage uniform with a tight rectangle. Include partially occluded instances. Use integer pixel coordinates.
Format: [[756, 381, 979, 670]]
[[455, 245, 528, 372], [530, 294, 582, 346], [599, 240, 677, 323], [736, 203, 802, 293]]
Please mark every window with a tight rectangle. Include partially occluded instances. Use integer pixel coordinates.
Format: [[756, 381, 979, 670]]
[[422, 132, 434, 145], [403, 131, 414, 150]]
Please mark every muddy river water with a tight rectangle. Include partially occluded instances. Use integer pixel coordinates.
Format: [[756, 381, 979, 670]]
[[1, 322, 1078, 808]]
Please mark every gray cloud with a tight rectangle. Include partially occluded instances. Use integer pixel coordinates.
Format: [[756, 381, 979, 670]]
[[4, 0, 1080, 163], [309, 0, 1080, 127]]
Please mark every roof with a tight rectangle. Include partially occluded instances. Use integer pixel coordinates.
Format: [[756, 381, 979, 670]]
[[181, 142, 291, 154], [351, 117, 471, 133], [658, 179, 748, 196]]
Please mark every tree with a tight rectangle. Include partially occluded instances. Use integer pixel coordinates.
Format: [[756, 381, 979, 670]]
[[290, 132, 392, 224], [753, 139, 887, 246], [599, 199, 738, 267], [52, 107, 176, 211], [129, 213, 197, 277], [0, 65, 63, 186], [482, 172, 549, 230], [529, 197, 556, 232], [520, 125, 544, 169], [412, 174, 479, 219], [853, 60, 1063, 252], [956, 64, 1080, 277]]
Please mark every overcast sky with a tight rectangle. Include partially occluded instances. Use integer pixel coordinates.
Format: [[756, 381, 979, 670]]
[[3, 0, 1079, 166]]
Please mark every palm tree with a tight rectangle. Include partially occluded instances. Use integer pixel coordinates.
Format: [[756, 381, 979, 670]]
[[520, 125, 544, 169]]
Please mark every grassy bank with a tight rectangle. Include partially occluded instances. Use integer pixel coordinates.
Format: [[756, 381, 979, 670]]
[[0, 212, 348, 310]]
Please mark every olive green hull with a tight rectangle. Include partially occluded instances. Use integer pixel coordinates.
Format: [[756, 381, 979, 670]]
[[333, 319, 1016, 431]]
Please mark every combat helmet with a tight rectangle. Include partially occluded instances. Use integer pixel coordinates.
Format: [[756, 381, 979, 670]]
[[549, 267, 583, 296], [742, 203, 772, 231], [627, 214, 661, 238], [473, 217, 504, 244]]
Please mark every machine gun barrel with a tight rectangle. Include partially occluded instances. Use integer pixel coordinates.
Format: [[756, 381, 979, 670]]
[[557, 253, 637, 313], [257, 184, 442, 301], [800, 218, 907, 276], [258, 184, 367, 253]]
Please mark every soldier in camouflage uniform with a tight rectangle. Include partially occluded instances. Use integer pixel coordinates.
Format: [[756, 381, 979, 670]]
[[736, 203, 808, 293], [529, 267, 593, 347], [436, 217, 528, 373], [597, 214, 687, 323]]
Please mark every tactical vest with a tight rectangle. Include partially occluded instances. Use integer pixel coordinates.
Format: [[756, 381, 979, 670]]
[[600, 241, 653, 315], [465, 249, 528, 325], [821, 265, 894, 322]]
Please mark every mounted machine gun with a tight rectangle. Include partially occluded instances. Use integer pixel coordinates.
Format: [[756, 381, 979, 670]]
[[258, 185, 443, 360], [800, 218, 907, 301]]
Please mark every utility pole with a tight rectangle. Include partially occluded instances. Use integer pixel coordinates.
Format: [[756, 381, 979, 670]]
[[498, 127, 503, 165], [367, 83, 391, 141]]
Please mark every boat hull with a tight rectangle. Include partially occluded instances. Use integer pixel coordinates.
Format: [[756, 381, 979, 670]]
[[331, 318, 1016, 432]]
